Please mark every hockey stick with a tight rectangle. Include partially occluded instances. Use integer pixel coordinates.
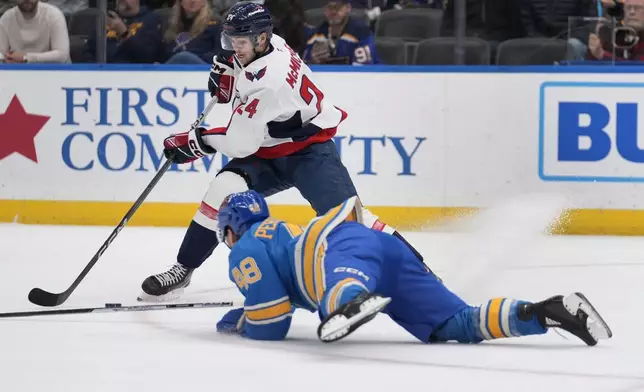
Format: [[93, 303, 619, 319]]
[[27, 96, 220, 308], [0, 300, 238, 319]]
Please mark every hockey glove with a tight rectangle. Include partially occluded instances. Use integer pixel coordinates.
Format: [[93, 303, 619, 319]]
[[163, 127, 216, 164], [217, 308, 246, 334], [208, 50, 236, 103]]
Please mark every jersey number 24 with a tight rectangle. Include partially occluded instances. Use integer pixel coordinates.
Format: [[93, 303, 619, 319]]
[[236, 75, 324, 119], [300, 74, 324, 115]]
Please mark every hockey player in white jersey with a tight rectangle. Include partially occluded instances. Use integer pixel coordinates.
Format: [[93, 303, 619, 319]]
[[138, 1, 430, 301]]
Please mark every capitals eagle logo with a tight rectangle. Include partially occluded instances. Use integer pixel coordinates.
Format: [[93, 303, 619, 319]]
[[245, 66, 267, 82]]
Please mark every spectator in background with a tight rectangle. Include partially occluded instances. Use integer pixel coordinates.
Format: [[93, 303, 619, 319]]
[[83, 0, 163, 63], [0, 0, 70, 63], [264, 0, 313, 55], [161, 0, 222, 64], [520, 0, 597, 59], [303, 0, 379, 65], [588, 0, 644, 60]]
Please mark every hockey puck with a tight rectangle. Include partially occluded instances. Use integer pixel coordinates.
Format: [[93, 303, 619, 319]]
[[105, 303, 122, 308]]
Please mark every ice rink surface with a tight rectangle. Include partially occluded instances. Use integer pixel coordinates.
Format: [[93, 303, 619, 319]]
[[1, 219, 644, 392]]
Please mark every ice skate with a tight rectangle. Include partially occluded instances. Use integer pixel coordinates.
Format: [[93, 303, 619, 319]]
[[138, 263, 194, 302], [520, 292, 612, 346], [318, 292, 391, 343]]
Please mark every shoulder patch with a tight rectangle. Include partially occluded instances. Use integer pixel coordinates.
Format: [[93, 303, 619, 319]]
[[245, 66, 268, 82]]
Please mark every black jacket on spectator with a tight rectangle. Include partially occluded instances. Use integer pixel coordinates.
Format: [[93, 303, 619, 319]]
[[84, 6, 163, 63], [161, 18, 222, 63], [521, 0, 596, 38], [442, 0, 522, 41]]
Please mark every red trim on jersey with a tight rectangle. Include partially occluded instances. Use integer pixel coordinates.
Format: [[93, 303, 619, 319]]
[[198, 201, 219, 220], [371, 220, 386, 232], [202, 102, 245, 136], [203, 127, 227, 135], [254, 106, 348, 159]]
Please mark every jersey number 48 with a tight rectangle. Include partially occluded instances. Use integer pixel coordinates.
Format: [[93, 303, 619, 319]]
[[233, 257, 263, 291]]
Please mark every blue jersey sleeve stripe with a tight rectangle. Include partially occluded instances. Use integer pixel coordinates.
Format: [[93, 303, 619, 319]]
[[246, 299, 292, 322], [245, 296, 290, 311], [246, 312, 293, 326]]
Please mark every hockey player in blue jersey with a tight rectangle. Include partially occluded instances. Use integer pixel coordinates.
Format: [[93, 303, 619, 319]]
[[303, 0, 380, 65], [214, 190, 613, 345]]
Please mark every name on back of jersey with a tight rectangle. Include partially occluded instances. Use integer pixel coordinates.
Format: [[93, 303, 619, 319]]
[[285, 45, 303, 89]]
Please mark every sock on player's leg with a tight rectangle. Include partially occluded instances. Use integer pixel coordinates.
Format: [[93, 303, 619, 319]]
[[139, 220, 219, 300], [177, 220, 219, 269], [430, 298, 547, 343], [319, 278, 369, 319], [317, 279, 391, 343]]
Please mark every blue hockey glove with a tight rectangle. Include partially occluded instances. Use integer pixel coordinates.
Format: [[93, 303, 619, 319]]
[[217, 308, 246, 334]]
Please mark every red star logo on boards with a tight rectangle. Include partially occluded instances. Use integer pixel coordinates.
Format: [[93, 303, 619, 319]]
[[0, 95, 50, 163]]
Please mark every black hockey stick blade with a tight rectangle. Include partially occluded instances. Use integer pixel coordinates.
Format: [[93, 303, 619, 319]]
[[28, 287, 70, 307], [26, 96, 219, 308], [27, 158, 174, 308], [0, 301, 237, 319]]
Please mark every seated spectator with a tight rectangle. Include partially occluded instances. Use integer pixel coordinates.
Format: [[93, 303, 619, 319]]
[[161, 0, 222, 64], [264, 0, 313, 55], [588, 0, 644, 60], [0, 0, 70, 63], [83, 0, 163, 63], [521, 0, 598, 59], [303, 0, 380, 65]]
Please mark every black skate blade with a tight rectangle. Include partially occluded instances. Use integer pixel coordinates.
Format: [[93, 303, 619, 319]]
[[565, 292, 613, 342], [28, 288, 67, 307]]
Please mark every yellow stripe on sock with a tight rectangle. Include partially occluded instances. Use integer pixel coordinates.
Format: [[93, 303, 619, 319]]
[[486, 298, 507, 339]]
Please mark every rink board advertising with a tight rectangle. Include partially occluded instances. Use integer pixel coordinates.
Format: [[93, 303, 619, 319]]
[[3, 64, 644, 235]]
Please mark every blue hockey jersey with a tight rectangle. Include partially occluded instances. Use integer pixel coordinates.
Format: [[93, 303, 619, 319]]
[[224, 218, 303, 340], [302, 16, 379, 65], [222, 199, 363, 340], [219, 197, 472, 343]]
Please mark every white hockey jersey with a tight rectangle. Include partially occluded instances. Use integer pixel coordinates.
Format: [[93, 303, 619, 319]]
[[201, 34, 347, 159]]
